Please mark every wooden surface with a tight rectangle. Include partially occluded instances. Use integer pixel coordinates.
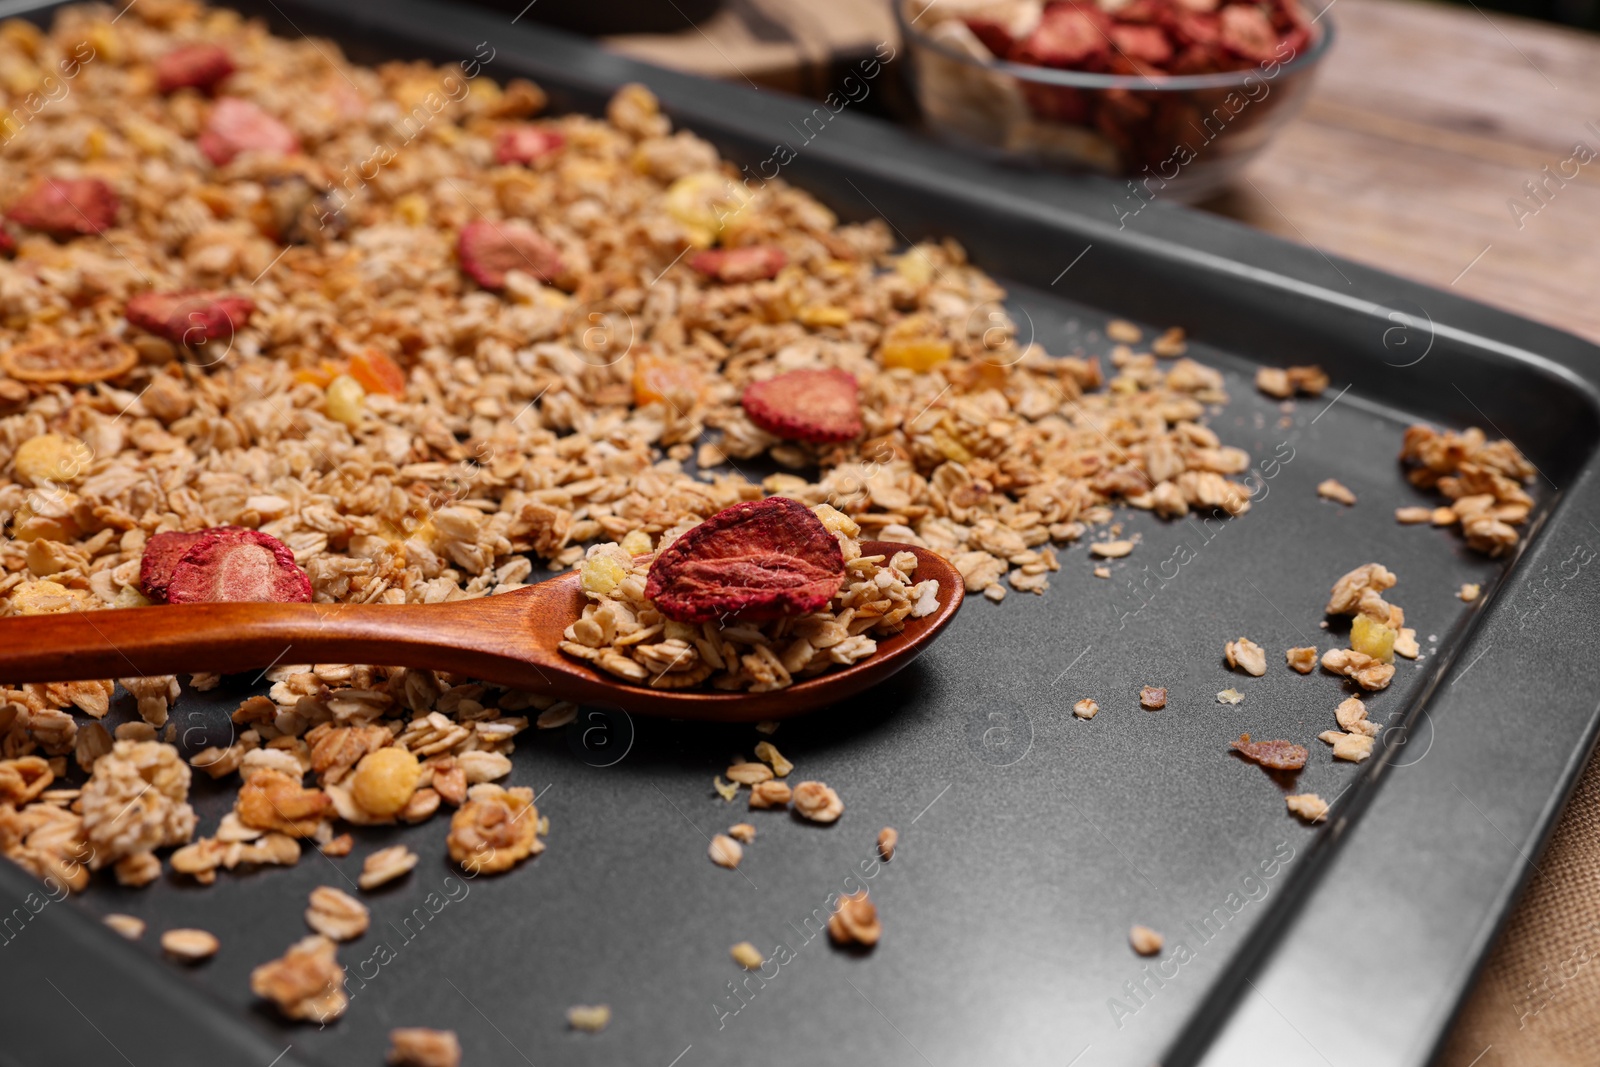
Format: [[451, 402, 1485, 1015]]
[[605, 1, 1600, 1062]]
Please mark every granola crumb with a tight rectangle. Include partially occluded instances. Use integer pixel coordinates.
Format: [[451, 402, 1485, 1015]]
[[755, 721, 780, 736], [1140, 687, 1167, 710], [1093, 566, 1111, 579], [753, 741, 792, 777], [358, 845, 419, 891], [727, 823, 756, 844], [447, 785, 541, 875], [1286, 793, 1330, 823], [1317, 479, 1356, 505], [161, 927, 219, 963], [792, 781, 844, 823], [713, 776, 739, 801], [251, 935, 346, 1023], [1090, 540, 1135, 559], [1152, 326, 1186, 357], [1129, 925, 1164, 956], [725, 761, 773, 785], [731, 942, 765, 969], [1335, 696, 1381, 737], [1106, 319, 1142, 344], [877, 827, 898, 861], [983, 584, 1007, 603], [105, 913, 146, 940], [748, 781, 792, 810], [305, 886, 370, 942], [1216, 689, 1244, 705], [320, 833, 354, 857], [567, 1005, 612, 1033], [1073, 698, 1100, 720], [387, 1028, 461, 1067], [827, 890, 881, 947], [1460, 583, 1481, 602], [709, 834, 743, 868], [1223, 637, 1267, 677], [1394, 627, 1420, 659], [1286, 647, 1318, 674], [1330, 732, 1375, 762], [1395, 507, 1433, 524]]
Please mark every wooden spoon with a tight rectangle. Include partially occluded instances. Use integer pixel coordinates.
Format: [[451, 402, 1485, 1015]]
[[0, 543, 963, 722]]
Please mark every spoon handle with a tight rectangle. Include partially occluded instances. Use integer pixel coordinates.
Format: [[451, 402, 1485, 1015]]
[[0, 598, 546, 688]]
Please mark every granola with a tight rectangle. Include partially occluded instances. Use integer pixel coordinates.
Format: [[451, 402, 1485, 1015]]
[[1223, 637, 1266, 677], [387, 1029, 462, 1067], [1129, 925, 1164, 956], [791, 781, 844, 823], [305, 885, 371, 941], [1399, 425, 1535, 556], [251, 935, 347, 1023], [161, 927, 220, 963], [878, 826, 898, 861], [827, 890, 881, 947]]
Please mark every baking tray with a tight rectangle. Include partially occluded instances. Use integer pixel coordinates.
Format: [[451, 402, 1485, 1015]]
[[2, 2, 1599, 1066]]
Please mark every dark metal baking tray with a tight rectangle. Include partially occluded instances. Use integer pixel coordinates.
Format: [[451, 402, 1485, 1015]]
[[3, 2, 1599, 1066]]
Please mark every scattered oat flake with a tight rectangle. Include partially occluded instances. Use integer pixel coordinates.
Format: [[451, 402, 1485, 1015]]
[[359, 844, 418, 891], [726, 761, 773, 785], [320, 834, 354, 857], [1073, 698, 1100, 720], [827, 890, 881, 947], [753, 740, 792, 777], [792, 780, 844, 823], [567, 1005, 611, 1033], [104, 914, 145, 940], [1286, 793, 1330, 823], [727, 823, 756, 844], [1285, 646, 1318, 674], [1090, 540, 1134, 558], [1106, 320, 1142, 344], [161, 928, 220, 962], [709, 834, 743, 868], [1394, 627, 1420, 660], [755, 721, 780, 735], [878, 826, 898, 861], [731, 941, 765, 968], [537, 703, 577, 729], [1332, 732, 1375, 762], [1093, 566, 1111, 579], [1216, 689, 1243, 705], [1460, 583, 1481, 602], [1317, 479, 1357, 506], [387, 1028, 461, 1067], [1140, 686, 1166, 710], [1129, 925, 1164, 956], [1231, 734, 1307, 771], [748, 780, 791, 809], [1224, 637, 1267, 677], [1395, 507, 1433, 524], [306, 885, 370, 941]]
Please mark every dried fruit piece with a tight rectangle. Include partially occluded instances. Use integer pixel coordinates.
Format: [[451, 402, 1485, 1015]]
[[388, 1028, 462, 1067], [125, 290, 255, 345], [140, 529, 214, 602], [156, 43, 235, 94], [1286, 793, 1329, 823], [645, 497, 846, 623], [1129, 925, 1164, 956], [161, 927, 220, 962], [1, 336, 137, 384], [792, 780, 843, 823], [1140, 686, 1166, 710], [165, 528, 313, 604], [199, 98, 300, 166], [879, 316, 953, 371], [6, 177, 119, 236], [827, 890, 880, 947], [753, 740, 792, 777], [1216, 688, 1243, 705], [348, 349, 407, 398], [631, 352, 702, 409], [1232, 734, 1308, 771], [741, 367, 861, 444], [493, 124, 565, 165], [1350, 614, 1396, 664], [1014, 2, 1111, 68], [690, 246, 786, 284], [457, 219, 563, 289], [1223, 637, 1266, 676], [13, 433, 92, 486]]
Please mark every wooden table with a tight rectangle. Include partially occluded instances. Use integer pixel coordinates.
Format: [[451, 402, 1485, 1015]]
[[609, 3, 1600, 1062]]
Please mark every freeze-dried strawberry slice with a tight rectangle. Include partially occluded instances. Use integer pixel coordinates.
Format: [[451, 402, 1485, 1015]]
[[5, 177, 119, 237], [156, 43, 235, 94], [1110, 23, 1174, 65], [493, 125, 566, 166], [1013, 2, 1112, 69], [164, 528, 313, 604], [741, 367, 861, 445], [198, 98, 300, 166], [689, 246, 786, 284], [140, 529, 222, 602], [1218, 4, 1281, 61], [965, 16, 1020, 57], [125, 290, 255, 345], [1231, 734, 1307, 771], [457, 219, 564, 289], [645, 497, 845, 624]]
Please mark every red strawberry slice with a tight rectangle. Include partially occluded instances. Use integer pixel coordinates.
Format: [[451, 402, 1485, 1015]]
[[493, 125, 566, 166], [741, 367, 861, 445], [156, 43, 235, 94], [140, 529, 214, 602], [5, 177, 119, 237], [1110, 23, 1175, 64], [164, 527, 313, 604], [1218, 4, 1281, 61], [689, 246, 787, 284], [645, 497, 846, 623], [457, 219, 564, 289], [1014, 2, 1112, 69], [198, 98, 300, 166], [125, 290, 255, 345]]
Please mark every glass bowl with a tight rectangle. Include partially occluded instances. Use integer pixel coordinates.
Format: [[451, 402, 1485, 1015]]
[[894, 1, 1334, 203]]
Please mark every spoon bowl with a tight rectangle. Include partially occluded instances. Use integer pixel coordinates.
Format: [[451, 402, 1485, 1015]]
[[0, 543, 964, 722]]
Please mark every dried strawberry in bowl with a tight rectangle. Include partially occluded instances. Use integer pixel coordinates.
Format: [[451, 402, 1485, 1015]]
[[897, 0, 1332, 201]]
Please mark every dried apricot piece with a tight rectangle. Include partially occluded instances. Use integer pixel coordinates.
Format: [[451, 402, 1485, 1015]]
[[155, 43, 235, 94], [348, 349, 406, 398], [645, 497, 846, 623], [125, 290, 255, 345], [165, 528, 313, 604], [6, 177, 119, 236], [198, 98, 300, 166], [879, 316, 953, 372], [493, 125, 565, 165], [1, 335, 137, 383], [690, 246, 786, 284], [741, 367, 861, 444], [632, 352, 702, 409], [457, 219, 563, 289], [1231, 734, 1308, 771]]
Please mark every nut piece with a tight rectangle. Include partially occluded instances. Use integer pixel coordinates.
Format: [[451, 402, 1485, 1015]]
[[791, 781, 844, 823], [359, 844, 419, 891], [1285, 647, 1318, 674], [827, 890, 881, 947], [748, 780, 792, 810], [250, 935, 347, 1023], [727, 823, 756, 844], [1224, 637, 1267, 677], [709, 834, 744, 868], [1286, 793, 1330, 823], [1459, 583, 1481, 602], [1140, 687, 1167, 710], [567, 1004, 612, 1033], [731, 941, 765, 969], [1072, 698, 1100, 720], [387, 1028, 461, 1067], [104, 914, 146, 940], [877, 826, 898, 861], [447, 784, 542, 874], [1129, 925, 1164, 956], [1317, 479, 1356, 505], [162, 927, 220, 962], [306, 886, 371, 941]]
